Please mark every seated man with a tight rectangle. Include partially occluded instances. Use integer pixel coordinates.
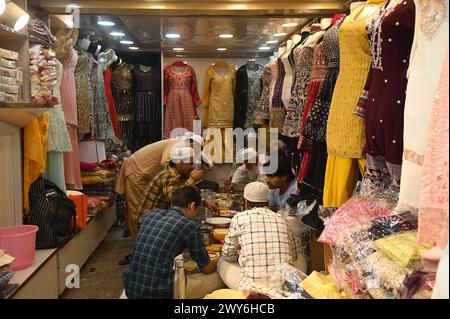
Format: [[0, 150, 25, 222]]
[[218, 182, 298, 290], [224, 148, 267, 191], [123, 186, 218, 299], [264, 155, 298, 212]]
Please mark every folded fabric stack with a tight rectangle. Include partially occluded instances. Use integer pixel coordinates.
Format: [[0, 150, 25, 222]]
[[321, 194, 436, 299], [0, 251, 15, 294], [29, 45, 58, 106], [28, 13, 57, 45], [87, 196, 114, 216], [80, 158, 118, 197]]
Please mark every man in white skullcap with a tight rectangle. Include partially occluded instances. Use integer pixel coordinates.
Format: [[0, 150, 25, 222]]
[[218, 182, 298, 290], [224, 148, 267, 191]]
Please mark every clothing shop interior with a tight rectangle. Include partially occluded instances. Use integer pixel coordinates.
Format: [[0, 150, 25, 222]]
[[0, 0, 448, 300]]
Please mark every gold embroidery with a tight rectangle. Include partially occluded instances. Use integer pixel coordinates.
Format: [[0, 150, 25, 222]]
[[419, 0, 448, 40], [404, 149, 424, 166]]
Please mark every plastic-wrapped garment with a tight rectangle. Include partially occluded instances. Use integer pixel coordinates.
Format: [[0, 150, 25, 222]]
[[300, 271, 349, 299], [374, 232, 433, 270], [269, 263, 310, 298], [368, 211, 418, 240], [319, 196, 394, 246]]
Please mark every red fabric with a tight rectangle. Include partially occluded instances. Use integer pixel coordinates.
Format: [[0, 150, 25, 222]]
[[80, 158, 118, 170], [103, 68, 122, 138], [331, 14, 346, 26]]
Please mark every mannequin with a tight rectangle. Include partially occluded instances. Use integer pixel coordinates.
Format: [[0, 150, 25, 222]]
[[54, 27, 79, 60], [351, 0, 385, 21], [98, 49, 118, 71]]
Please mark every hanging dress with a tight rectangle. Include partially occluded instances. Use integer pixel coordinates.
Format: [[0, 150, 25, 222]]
[[74, 49, 91, 137], [60, 48, 82, 190], [163, 64, 201, 138], [255, 63, 272, 121], [359, 0, 415, 202], [104, 67, 122, 139], [397, 0, 449, 212], [133, 66, 162, 149], [269, 59, 286, 129]]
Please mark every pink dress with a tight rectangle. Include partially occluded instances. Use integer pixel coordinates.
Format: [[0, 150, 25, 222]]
[[163, 65, 201, 138], [418, 50, 449, 249], [61, 48, 82, 190]]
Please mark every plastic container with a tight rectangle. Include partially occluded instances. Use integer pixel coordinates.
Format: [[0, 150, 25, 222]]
[[0, 225, 39, 271]]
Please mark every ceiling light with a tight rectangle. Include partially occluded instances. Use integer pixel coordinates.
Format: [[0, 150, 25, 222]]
[[129, 46, 139, 50], [282, 22, 299, 28], [98, 21, 115, 26], [120, 40, 134, 45], [265, 40, 278, 44], [110, 31, 125, 37], [176, 54, 184, 58], [0, 1, 30, 31], [173, 48, 184, 51], [217, 48, 227, 51], [229, 4, 247, 10], [166, 33, 181, 38], [219, 34, 234, 39], [259, 46, 271, 50], [150, 5, 166, 9], [273, 32, 287, 37]]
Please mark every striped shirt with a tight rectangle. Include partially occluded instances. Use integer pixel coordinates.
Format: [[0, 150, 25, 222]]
[[221, 207, 298, 290], [136, 166, 196, 223]]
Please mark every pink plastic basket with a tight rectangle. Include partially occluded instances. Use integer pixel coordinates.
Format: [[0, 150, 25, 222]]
[[0, 225, 39, 271]]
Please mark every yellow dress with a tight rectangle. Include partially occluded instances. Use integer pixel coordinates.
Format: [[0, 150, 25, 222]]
[[326, 0, 386, 159], [203, 61, 236, 128], [23, 113, 50, 213]]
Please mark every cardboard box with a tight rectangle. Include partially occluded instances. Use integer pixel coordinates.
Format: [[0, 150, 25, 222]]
[[0, 67, 16, 78], [0, 48, 19, 61], [4, 93, 18, 102], [1, 76, 16, 86], [0, 58, 16, 69], [2, 84, 19, 94]]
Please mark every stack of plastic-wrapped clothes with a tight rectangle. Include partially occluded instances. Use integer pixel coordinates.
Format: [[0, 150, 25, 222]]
[[317, 192, 435, 299], [0, 251, 15, 299], [29, 45, 59, 106], [80, 158, 119, 216]]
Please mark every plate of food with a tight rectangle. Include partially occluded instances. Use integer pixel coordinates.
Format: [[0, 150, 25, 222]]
[[207, 244, 222, 253], [219, 209, 237, 217], [205, 217, 232, 226]]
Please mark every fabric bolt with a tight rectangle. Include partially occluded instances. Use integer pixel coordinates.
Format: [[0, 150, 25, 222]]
[[283, 30, 325, 138], [221, 207, 298, 290], [361, 0, 415, 198], [46, 59, 72, 153], [23, 113, 49, 212], [303, 18, 345, 143], [163, 64, 201, 138], [256, 63, 271, 121], [135, 166, 196, 224], [327, 1, 386, 159], [104, 68, 122, 138], [64, 125, 82, 190], [269, 179, 297, 212], [323, 155, 366, 208], [133, 66, 162, 148], [398, 0, 449, 212], [112, 63, 135, 151], [74, 49, 91, 136], [203, 63, 236, 128], [43, 151, 66, 193], [418, 50, 449, 249], [123, 208, 210, 299]]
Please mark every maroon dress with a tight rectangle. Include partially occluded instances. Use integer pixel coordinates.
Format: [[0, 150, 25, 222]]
[[359, 0, 415, 197]]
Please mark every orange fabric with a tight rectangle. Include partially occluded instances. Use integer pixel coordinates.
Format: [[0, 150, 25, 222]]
[[67, 191, 88, 230]]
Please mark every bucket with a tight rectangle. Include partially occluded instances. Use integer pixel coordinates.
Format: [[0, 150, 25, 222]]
[[0, 225, 39, 271]]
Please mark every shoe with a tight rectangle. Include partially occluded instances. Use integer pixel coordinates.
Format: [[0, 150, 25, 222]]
[[122, 228, 130, 238], [118, 254, 132, 266]]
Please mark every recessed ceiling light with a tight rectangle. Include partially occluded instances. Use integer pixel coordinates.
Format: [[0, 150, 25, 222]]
[[98, 21, 115, 26], [120, 40, 134, 44], [273, 32, 287, 37], [150, 5, 166, 9], [129, 46, 139, 50], [219, 34, 234, 39], [259, 46, 271, 50], [217, 48, 227, 51], [166, 33, 181, 39], [110, 31, 125, 37], [173, 48, 184, 51], [176, 54, 184, 58], [229, 4, 247, 10], [265, 40, 278, 44], [282, 22, 299, 28]]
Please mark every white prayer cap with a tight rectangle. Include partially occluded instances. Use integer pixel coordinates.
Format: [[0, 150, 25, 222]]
[[237, 148, 258, 163], [247, 132, 257, 140], [170, 147, 194, 163], [181, 132, 204, 147], [244, 182, 269, 203]]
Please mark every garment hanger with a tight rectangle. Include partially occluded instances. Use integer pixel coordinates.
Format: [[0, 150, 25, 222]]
[[111, 57, 124, 70]]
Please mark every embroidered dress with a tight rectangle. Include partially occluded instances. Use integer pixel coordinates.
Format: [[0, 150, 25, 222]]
[[255, 63, 271, 121], [163, 65, 201, 138], [359, 0, 415, 202], [244, 65, 264, 128], [397, 0, 449, 212], [269, 59, 286, 129]]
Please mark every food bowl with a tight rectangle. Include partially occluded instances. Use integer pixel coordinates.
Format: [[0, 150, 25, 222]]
[[207, 244, 222, 253], [208, 252, 219, 261], [213, 228, 229, 241], [219, 209, 237, 218]]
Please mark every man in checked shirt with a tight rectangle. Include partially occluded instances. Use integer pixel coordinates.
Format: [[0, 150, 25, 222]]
[[218, 182, 298, 290]]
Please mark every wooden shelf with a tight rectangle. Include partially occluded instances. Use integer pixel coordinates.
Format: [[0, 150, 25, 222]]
[[0, 103, 51, 135], [0, 24, 28, 42]]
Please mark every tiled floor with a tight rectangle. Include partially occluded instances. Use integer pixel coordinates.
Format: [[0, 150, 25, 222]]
[[60, 226, 133, 299]]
